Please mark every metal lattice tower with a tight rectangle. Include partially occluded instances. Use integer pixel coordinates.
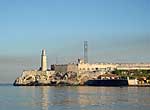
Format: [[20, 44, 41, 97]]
[[84, 41, 88, 63]]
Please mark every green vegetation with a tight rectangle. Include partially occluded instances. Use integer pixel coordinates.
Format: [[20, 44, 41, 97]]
[[112, 69, 150, 79]]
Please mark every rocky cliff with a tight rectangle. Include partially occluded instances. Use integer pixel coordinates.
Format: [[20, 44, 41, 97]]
[[13, 71, 98, 86]]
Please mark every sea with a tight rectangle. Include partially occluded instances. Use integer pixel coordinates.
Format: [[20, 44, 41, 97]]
[[0, 84, 150, 110]]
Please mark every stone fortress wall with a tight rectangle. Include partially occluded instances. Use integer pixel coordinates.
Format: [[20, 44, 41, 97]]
[[53, 61, 150, 74]]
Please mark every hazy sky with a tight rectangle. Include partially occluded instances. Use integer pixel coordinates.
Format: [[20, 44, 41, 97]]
[[0, 0, 150, 83]]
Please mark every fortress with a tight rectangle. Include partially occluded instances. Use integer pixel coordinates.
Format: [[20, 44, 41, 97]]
[[14, 48, 150, 86], [52, 58, 150, 74]]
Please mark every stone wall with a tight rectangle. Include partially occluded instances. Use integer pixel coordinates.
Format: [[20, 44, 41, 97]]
[[67, 64, 78, 73], [51, 64, 78, 73], [51, 64, 67, 72], [22, 70, 38, 77], [78, 63, 117, 73], [22, 70, 55, 78]]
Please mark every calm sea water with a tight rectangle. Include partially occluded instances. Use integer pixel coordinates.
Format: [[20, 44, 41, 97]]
[[0, 85, 150, 110]]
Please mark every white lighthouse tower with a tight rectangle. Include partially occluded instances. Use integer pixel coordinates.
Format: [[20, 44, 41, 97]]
[[41, 49, 47, 71]]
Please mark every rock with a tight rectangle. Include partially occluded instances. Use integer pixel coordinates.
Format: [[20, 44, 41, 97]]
[[14, 71, 101, 86]]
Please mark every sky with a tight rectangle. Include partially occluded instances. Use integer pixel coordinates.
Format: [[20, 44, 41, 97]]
[[0, 0, 150, 83]]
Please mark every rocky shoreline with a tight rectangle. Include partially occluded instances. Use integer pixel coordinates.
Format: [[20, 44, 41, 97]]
[[13, 71, 94, 86], [14, 71, 150, 87]]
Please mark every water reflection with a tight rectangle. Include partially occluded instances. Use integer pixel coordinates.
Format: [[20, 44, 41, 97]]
[[2, 86, 150, 110], [20, 86, 150, 110], [39, 86, 80, 110], [40, 87, 49, 110]]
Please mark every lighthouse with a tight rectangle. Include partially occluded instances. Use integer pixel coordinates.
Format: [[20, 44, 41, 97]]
[[41, 49, 47, 71]]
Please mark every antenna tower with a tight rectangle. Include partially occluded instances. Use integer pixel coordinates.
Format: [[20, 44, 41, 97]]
[[84, 41, 88, 63]]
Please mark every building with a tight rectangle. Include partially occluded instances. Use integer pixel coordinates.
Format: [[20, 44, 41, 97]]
[[78, 61, 117, 74], [51, 59, 150, 74], [51, 64, 78, 73], [116, 63, 150, 70], [22, 49, 55, 78], [51, 59, 117, 74], [41, 49, 47, 71]]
